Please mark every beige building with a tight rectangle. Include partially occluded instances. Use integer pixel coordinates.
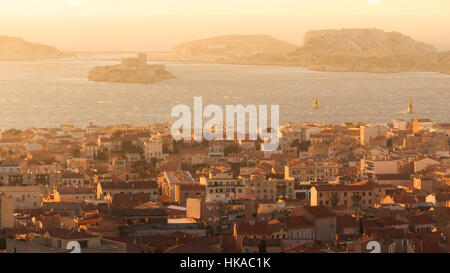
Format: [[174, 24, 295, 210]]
[[310, 182, 391, 210], [0, 185, 42, 209], [245, 176, 276, 201], [360, 159, 399, 179], [360, 125, 388, 145], [174, 183, 206, 206], [159, 171, 196, 202], [412, 119, 433, 134], [293, 206, 336, 243], [200, 170, 245, 202], [97, 180, 159, 202], [180, 148, 208, 167], [245, 176, 294, 201], [0, 159, 22, 186], [285, 159, 339, 182], [144, 137, 163, 162], [0, 194, 14, 229], [54, 187, 97, 203], [187, 197, 258, 235]]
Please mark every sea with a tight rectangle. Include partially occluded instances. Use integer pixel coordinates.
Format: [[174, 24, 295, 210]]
[[0, 54, 449, 130]]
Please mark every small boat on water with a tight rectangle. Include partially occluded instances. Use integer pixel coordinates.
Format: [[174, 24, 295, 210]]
[[407, 98, 413, 114], [313, 98, 319, 109]]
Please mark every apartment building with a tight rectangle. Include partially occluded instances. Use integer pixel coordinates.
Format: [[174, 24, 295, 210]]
[[285, 159, 339, 182], [310, 182, 392, 210], [187, 197, 258, 235], [200, 170, 245, 202], [360, 125, 388, 145], [97, 180, 159, 202], [159, 171, 196, 202], [293, 206, 337, 243], [144, 137, 163, 162]]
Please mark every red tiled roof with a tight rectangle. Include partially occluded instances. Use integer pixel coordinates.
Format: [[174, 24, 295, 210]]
[[313, 183, 374, 192], [337, 214, 359, 228], [179, 184, 205, 191], [101, 180, 158, 190], [299, 206, 336, 219], [409, 214, 435, 226], [279, 216, 313, 229], [362, 217, 407, 228], [46, 228, 97, 239], [62, 172, 84, 179], [236, 221, 281, 236]]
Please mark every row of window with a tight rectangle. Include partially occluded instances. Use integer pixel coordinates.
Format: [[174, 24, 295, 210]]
[[209, 189, 243, 193], [208, 181, 243, 187], [319, 191, 373, 198]]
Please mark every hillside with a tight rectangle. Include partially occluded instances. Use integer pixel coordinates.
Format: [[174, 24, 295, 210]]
[[0, 35, 71, 61]]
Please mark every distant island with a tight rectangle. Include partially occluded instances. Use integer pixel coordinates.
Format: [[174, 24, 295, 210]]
[[2, 30, 449, 75], [167, 30, 450, 75], [288, 29, 450, 74], [87, 53, 176, 84], [0, 35, 73, 61], [172, 34, 297, 64]]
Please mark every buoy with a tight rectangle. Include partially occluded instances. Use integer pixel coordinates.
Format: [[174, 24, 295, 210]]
[[313, 98, 319, 109], [407, 98, 413, 114]]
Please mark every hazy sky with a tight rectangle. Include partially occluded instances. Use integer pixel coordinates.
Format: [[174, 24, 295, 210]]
[[0, 0, 449, 51]]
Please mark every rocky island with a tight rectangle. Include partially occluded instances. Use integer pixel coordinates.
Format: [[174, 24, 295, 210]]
[[88, 53, 176, 84], [288, 28, 450, 74], [172, 35, 297, 64], [169, 29, 450, 75]]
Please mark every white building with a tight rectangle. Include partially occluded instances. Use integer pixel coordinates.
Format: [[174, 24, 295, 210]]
[[208, 141, 224, 159], [393, 119, 407, 130], [0, 194, 14, 229], [200, 171, 245, 202], [360, 159, 399, 179], [144, 137, 163, 162], [0, 186, 42, 209], [360, 124, 388, 145]]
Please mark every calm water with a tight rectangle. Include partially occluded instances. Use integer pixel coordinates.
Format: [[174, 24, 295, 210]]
[[0, 56, 449, 129]]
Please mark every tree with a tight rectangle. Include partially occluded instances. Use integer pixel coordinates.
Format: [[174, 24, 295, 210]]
[[386, 138, 393, 148], [111, 130, 122, 137], [95, 151, 108, 161], [72, 149, 81, 158], [224, 144, 240, 156], [359, 218, 365, 235], [298, 140, 311, 152], [266, 173, 284, 179], [150, 157, 158, 168], [205, 223, 213, 237], [121, 140, 142, 153], [291, 139, 311, 153], [231, 162, 246, 178], [130, 160, 159, 178], [258, 240, 267, 253], [398, 161, 414, 175]]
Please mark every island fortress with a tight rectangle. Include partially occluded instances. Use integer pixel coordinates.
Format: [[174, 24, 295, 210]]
[[87, 53, 175, 84]]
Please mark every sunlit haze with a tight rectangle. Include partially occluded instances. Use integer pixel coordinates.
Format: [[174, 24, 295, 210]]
[[0, 0, 449, 51]]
